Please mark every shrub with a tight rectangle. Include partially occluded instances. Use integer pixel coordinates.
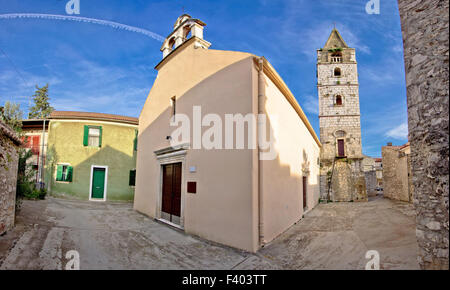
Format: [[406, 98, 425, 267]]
[[17, 180, 34, 197], [38, 188, 47, 200]]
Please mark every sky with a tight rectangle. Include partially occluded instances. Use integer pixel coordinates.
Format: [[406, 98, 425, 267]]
[[0, 0, 408, 157]]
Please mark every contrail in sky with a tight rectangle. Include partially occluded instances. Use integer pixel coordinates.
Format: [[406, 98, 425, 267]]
[[0, 13, 165, 42]]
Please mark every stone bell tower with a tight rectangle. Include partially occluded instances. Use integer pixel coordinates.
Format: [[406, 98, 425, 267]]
[[317, 28, 367, 202]]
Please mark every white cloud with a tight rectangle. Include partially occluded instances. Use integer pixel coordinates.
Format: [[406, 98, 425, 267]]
[[393, 44, 404, 53], [385, 122, 408, 140], [301, 95, 319, 115], [286, 20, 371, 61]]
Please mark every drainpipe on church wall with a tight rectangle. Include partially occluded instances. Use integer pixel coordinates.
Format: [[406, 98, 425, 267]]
[[257, 57, 265, 247], [39, 119, 46, 189]]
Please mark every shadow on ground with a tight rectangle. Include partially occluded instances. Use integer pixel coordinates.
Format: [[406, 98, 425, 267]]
[[0, 195, 419, 270]]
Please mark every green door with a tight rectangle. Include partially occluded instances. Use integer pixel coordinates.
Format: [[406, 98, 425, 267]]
[[91, 168, 106, 199]]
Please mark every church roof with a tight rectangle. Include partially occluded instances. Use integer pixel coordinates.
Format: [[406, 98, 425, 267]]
[[323, 28, 349, 49]]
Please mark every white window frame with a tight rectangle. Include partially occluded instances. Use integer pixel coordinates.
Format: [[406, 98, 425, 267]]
[[87, 126, 101, 147], [89, 165, 108, 202], [154, 146, 188, 230]]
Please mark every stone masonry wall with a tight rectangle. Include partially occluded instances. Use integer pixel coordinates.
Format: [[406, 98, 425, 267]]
[[382, 145, 412, 202], [398, 0, 449, 269], [0, 124, 19, 236], [364, 170, 377, 197], [320, 158, 367, 202]]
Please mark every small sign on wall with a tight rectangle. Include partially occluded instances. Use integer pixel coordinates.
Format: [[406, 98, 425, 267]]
[[189, 166, 196, 173], [187, 182, 197, 194]]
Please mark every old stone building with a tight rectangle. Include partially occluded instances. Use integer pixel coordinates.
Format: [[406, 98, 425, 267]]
[[382, 142, 413, 202], [362, 155, 378, 197], [317, 28, 367, 202], [374, 158, 383, 188], [0, 120, 20, 235], [398, 0, 449, 269]]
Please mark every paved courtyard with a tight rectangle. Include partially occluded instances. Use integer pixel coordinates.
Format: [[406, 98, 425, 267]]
[[0, 195, 419, 270]]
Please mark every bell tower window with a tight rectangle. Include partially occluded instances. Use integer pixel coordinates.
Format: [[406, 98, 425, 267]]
[[168, 37, 176, 50], [334, 67, 341, 77], [335, 95, 343, 106], [337, 139, 345, 157], [331, 51, 342, 63]]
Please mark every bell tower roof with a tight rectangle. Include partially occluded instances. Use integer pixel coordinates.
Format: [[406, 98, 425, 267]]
[[323, 28, 349, 49]]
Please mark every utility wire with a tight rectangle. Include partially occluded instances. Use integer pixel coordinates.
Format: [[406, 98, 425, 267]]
[[0, 46, 30, 88]]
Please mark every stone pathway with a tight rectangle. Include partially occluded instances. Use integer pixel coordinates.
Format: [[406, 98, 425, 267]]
[[0, 195, 419, 269]]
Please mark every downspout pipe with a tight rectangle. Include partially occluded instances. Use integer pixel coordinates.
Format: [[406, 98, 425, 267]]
[[39, 118, 46, 189], [257, 57, 265, 247]]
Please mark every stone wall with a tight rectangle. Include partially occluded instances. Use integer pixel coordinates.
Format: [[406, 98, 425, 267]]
[[365, 171, 377, 197], [320, 158, 367, 202], [398, 0, 449, 269], [382, 144, 412, 202], [0, 121, 20, 235], [362, 156, 377, 197]]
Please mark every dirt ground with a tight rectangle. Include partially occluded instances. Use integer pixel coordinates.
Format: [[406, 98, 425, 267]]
[[0, 195, 419, 270]]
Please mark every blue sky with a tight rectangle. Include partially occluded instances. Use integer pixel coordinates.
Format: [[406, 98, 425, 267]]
[[0, 0, 408, 157]]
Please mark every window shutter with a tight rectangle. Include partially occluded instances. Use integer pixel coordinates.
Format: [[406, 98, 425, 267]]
[[133, 129, 138, 151], [66, 166, 73, 182], [83, 125, 89, 146], [56, 165, 63, 181], [129, 170, 136, 186], [99, 126, 103, 147]]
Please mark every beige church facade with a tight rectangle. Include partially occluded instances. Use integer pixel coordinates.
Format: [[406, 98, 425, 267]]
[[134, 14, 321, 252]]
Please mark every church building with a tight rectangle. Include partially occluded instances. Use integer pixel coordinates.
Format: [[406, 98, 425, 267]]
[[134, 14, 321, 252], [317, 29, 368, 202]]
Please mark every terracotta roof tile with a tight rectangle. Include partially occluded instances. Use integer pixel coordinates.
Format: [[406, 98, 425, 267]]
[[0, 120, 21, 145]]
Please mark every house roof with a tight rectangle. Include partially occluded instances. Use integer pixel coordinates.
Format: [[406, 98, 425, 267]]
[[49, 111, 139, 125], [22, 119, 50, 130], [0, 120, 21, 145], [399, 142, 410, 149]]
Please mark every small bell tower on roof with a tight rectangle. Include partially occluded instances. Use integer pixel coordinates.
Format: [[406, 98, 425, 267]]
[[160, 14, 211, 59]]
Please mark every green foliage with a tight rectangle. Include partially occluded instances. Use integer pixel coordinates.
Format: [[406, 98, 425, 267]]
[[328, 47, 343, 52], [22, 187, 47, 200], [17, 180, 34, 197], [0, 101, 23, 133], [28, 84, 54, 119], [16, 149, 46, 201]]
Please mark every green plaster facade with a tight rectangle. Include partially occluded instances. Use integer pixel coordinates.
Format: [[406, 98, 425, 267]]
[[45, 119, 138, 201]]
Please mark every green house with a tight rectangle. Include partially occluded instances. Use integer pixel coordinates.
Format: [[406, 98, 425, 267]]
[[44, 111, 138, 201]]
